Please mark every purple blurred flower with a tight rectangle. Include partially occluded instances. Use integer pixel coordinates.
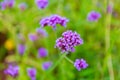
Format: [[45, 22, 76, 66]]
[[27, 68, 36, 80], [38, 48, 48, 57], [40, 15, 69, 29], [36, 28, 48, 37], [42, 61, 52, 70], [55, 30, 83, 53], [0, 0, 15, 10], [35, 0, 48, 9], [74, 59, 88, 71], [87, 11, 101, 22], [18, 3, 27, 11], [28, 33, 38, 41], [4, 65, 19, 77], [5, 0, 14, 8], [17, 44, 26, 55], [0, 1, 7, 10], [107, 3, 113, 13]]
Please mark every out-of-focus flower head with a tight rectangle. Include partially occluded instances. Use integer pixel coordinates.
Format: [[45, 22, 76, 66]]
[[42, 61, 52, 70], [107, 3, 113, 13], [4, 39, 14, 50], [0, 1, 7, 10], [74, 58, 88, 71], [28, 33, 38, 41], [87, 11, 101, 22], [40, 15, 69, 30], [0, 0, 15, 10], [27, 68, 36, 80], [38, 48, 48, 58], [4, 65, 19, 77], [17, 44, 26, 55], [55, 30, 83, 53], [18, 2, 27, 11], [5, 0, 15, 8], [36, 28, 48, 37], [35, 0, 48, 9]]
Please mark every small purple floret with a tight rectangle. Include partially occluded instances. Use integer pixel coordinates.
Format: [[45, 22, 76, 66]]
[[55, 30, 83, 53], [87, 11, 101, 22], [42, 61, 52, 70], [40, 15, 69, 29], [38, 48, 48, 57], [27, 68, 36, 80], [36, 28, 48, 37], [74, 59, 88, 71], [28, 33, 38, 41], [18, 2, 27, 11], [35, 0, 48, 9], [17, 44, 26, 55], [4, 65, 19, 77]]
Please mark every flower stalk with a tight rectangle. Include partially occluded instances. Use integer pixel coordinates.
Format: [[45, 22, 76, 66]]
[[104, 0, 114, 80]]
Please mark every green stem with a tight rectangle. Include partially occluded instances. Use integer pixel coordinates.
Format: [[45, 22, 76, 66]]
[[64, 56, 74, 64], [104, 1, 114, 80], [42, 53, 67, 80], [48, 53, 67, 72]]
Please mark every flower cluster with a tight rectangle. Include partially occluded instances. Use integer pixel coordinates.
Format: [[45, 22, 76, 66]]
[[74, 59, 88, 71], [0, 0, 15, 10], [87, 11, 101, 22], [55, 30, 83, 53], [4, 65, 19, 77], [40, 15, 69, 29], [35, 0, 48, 9], [27, 68, 36, 80]]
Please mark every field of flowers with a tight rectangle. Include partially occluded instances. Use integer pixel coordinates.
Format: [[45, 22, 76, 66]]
[[0, 0, 120, 80]]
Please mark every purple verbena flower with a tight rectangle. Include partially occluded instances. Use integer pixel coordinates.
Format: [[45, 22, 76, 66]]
[[5, 0, 14, 8], [55, 30, 83, 53], [87, 11, 101, 22], [107, 3, 113, 13], [35, 0, 48, 9], [38, 48, 48, 57], [74, 58, 88, 71], [4, 65, 19, 77], [40, 15, 69, 29], [36, 28, 48, 37], [18, 2, 27, 11], [17, 44, 26, 55], [28, 33, 38, 41], [0, 1, 7, 10], [42, 61, 52, 70], [0, 0, 14, 10], [40, 17, 50, 27], [27, 68, 36, 80]]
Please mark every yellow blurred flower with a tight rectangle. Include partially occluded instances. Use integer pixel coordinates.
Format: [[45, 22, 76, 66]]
[[4, 39, 14, 50]]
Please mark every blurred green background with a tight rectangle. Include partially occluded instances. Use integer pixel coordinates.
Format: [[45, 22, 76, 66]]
[[0, 0, 120, 80]]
